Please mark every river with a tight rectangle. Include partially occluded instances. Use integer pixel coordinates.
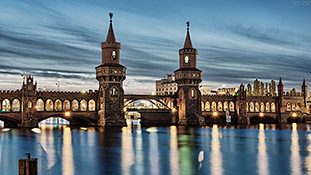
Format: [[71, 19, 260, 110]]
[[0, 122, 311, 175]]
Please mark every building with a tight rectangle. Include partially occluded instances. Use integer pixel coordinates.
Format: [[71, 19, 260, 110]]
[[156, 74, 211, 96], [217, 87, 238, 96]]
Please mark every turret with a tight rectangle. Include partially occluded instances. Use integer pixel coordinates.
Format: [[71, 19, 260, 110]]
[[302, 78, 307, 104]]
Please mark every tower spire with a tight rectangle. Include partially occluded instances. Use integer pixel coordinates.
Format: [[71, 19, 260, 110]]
[[278, 77, 283, 86], [106, 13, 116, 43], [303, 78, 306, 86], [184, 21, 193, 49]]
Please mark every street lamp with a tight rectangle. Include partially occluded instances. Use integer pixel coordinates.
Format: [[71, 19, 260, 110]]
[[172, 108, 176, 113], [212, 111, 218, 117], [259, 112, 264, 117], [64, 111, 71, 117], [292, 113, 297, 117]]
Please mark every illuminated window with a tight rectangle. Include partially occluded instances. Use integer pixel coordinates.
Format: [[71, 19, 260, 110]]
[[112, 50, 117, 59], [218, 102, 223, 111], [260, 102, 265, 112], [266, 102, 270, 112], [287, 103, 291, 111], [45, 99, 53, 111], [201, 101, 205, 111], [205, 101, 210, 111], [72, 100, 79, 111], [250, 102, 254, 112], [55, 99, 62, 111], [255, 102, 259, 112], [191, 89, 195, 98], [27, 101, 32, 109], [229, 101, 235, 112], [80, 99, 87, 111], [224, 102, 229, 111], [12, 99, 20, 112], [88, 100, 96, 111], [63, 100, 70, 110], [184, 55, 189, 64], [212, 101, 216, 111], [37, 99, 44, 111], [271, 103, 276, 112], [2, 99, 10, 112], [110, 87, 118, 97]]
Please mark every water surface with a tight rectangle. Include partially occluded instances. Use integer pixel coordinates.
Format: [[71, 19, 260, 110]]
[[1, 123, 311, 175]]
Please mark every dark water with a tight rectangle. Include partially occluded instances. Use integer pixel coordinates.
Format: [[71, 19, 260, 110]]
[[1, 123, 311, 175]]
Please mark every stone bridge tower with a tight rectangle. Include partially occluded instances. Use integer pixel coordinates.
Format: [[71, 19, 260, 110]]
[[21, 75, 38, 127], [174, 22, 204, 126], [96, 13, 127, 126]]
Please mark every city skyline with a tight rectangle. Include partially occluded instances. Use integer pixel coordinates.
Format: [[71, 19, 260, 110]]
[[0, 0, 310, 93]]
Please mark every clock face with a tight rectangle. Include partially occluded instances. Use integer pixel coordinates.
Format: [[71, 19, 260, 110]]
[[184, 55, 189, 64], [112, 50, 117, 59]]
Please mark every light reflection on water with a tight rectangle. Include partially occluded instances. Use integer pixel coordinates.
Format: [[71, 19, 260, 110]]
[[210, 124, 223, 175], [0, 124, 311, 174], [258, 123, 268, 175], [290, 123, 302, 175]]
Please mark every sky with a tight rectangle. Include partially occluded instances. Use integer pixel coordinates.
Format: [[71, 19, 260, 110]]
[[0, 0, 310, 93]]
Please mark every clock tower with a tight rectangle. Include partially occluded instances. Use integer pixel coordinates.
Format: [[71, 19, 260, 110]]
[[174, 22, 205, 126], [96, 13, 127, 126]]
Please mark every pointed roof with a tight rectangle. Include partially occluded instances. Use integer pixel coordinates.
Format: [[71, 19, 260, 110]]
[[106, 13, 116, 43], [183, 21, 193, 49], [302, 78, 307, 86], [278, 77, 283, 86]]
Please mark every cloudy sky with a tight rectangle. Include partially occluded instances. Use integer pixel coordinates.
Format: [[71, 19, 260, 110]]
[[0, 0, 310, 93]]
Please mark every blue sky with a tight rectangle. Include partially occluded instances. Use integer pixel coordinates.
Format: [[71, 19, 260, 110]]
[[0, 0, 310, 93]]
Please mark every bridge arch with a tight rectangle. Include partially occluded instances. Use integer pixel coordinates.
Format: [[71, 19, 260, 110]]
[[38, 113, 96, 125]]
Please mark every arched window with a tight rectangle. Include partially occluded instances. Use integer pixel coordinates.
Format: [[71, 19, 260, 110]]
[[287, 103, 291, 111], [184, 55, 189, 64], [266, 102, 270, 112], [246, 102, 249, 112], [36, 99, 44, 111], [72, 100, 79, 111], [211, 101, 217, 111], [291, 103, 296, 111], [271, 103, 276, 112], [260, 102, 265, 112], [55, 99, 62, 111], [80, 99, 87, 111], [255, 102, 260, 112], [205, 101, 210, 111], [63, 100, 70, 110], [191, 89, 195, 98], [110, 87, 118, 97], [112, 50, 117, 59], [201, 101, 204, 111], [224, 101, 228, 111], [2, 99, 11, 112], [27, 101, 32, 109], [12, 99, 20, 112], [250, 102, 254, 112], [45, 99, 53, 111], [218, 102, 223, 111], [229, 101, 235, 112], [307, 105, 310, 114], [88, 100, 96, 111]]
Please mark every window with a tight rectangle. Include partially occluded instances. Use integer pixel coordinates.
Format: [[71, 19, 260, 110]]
[[212, 101, 216, 111], [72, 100, 79, 111], [63, 100, 70, 110], [271, 103, 276, 112], [27, 101, 32, 109], [191, 89, 195, 98], [12, 99, 20, 112], [80, 100, 87, 111], [218, 102, 223, 111], [45, 99, 53, 111], [250, 102, 254, 112], [88, 100, 96, 111], [37, 99, 44, 111], [110, 87, 118, 97], [112, 50, 117, 59], [184, 55, 189, 64], [55, 99, 62, 111], [205, 102, 210, 111]]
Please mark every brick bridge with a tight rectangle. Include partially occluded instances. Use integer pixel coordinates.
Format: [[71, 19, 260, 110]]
[[1, 14, 310, 127]]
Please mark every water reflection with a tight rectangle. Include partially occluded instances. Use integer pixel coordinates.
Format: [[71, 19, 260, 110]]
[[258, 124, 269, 175], [290, 123, 301, 175], [170, 126, 179, 175], [39, 125, 56, 170], [179, 128, 195, 175], [121, 126, 134, 175], [306, 134, 311, 174], [135, 125, 144, 175], [149, 128, 159, 175], [62, 127, 74, 174], [210, 125, 223, 175]]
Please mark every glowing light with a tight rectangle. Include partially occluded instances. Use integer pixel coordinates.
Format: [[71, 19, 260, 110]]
[[146, 127, 158, 132], [212, 112, 218, 117], [1, 128, 10, 132], [80, 127, 87, 131], [31, 128, 41, 134], [292, 113, 297, 117], [259, 112, 264, 117], [172, 108, 176, 113], [124, 108, 127, 112], [64, 111, 71, 117], [81, 90, 86, 94]]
